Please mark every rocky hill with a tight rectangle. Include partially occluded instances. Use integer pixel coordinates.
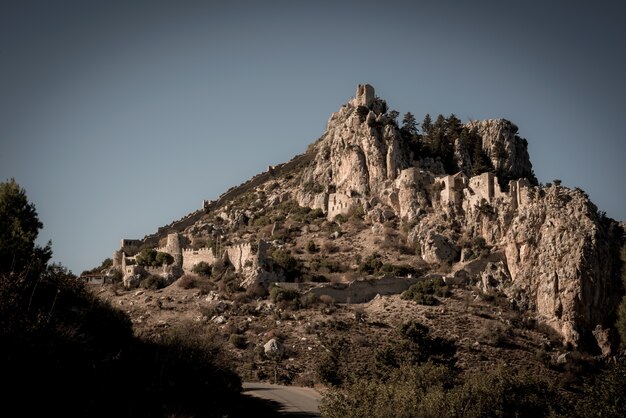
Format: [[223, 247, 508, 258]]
[[107, 83, 624, 360]]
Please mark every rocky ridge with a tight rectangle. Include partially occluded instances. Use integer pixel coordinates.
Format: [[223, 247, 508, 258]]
[[116, 84, 623, 355]]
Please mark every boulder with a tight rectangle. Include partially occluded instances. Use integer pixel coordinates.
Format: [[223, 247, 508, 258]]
[[421, 231, 459, 264], [264, 338, 284, 360]]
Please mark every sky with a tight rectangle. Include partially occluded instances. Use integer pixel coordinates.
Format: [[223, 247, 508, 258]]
[[1, 0, 625, 274]]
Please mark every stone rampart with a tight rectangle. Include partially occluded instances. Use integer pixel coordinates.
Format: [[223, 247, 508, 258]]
[[182, 247, 217, 272], [302, 275, 421, 303]]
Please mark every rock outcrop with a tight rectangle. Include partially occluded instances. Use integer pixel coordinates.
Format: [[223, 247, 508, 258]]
[[300, 84, 409, 204], [466, 119, 537, 184], [297, 84, 621, 353], [115, 83, 623, 355], [503, 186, 622, 352]]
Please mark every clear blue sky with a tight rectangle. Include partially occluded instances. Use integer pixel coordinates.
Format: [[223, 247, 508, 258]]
[[1, 0, 625, 274]]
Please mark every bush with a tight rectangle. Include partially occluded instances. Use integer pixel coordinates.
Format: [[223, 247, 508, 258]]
[[155, 251, 174, 266], [229, 333, 247, 349], [177, 274, 212, 293], [402, 277, 451, 305], [136, 249, 174, 267], [192, 261, 212, 277], [140, 275, 167, 290], [379, 263, 418, 277], [269, 285, 300, 303], [359, 253, 383, 275], [269, 249, 304, 281]]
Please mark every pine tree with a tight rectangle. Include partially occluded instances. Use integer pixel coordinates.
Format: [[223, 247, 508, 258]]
[[421, 114, 432, 136], [402, 112, 418, 135]]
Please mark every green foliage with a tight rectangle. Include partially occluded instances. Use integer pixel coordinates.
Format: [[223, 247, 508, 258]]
[[155, 251, 174, 266], [135, 248, 157, 266], [320, 362, 454, 418], [321, 364, 562, 418], [0, 181, 260, 417], [136, 249, 173, 267], [347, 203, 365, 220], [358, 252, 384, 274], [140, 275, 167, 290], [402, 277, 451, 305], [401, 112, 418, 135], [269, 248, 303, 281], [316, 337, 349, 386], [110, 268, 123, 283], [574, 358, 626, 417], [192, 261, 212, 276], [379, 263, 419, 277], [445, 368, 561, 418], [269, 285, 300, 303], [81, 257, 113, 276], [309, 257, 347, 274], [387, 110, 399, 125], [375, 321, 457, 376], [0, 179, 51, 275], [229, 333, 247, 349]]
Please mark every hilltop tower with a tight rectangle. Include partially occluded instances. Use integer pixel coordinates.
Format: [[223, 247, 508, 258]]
[[353, 83, 375, 107]]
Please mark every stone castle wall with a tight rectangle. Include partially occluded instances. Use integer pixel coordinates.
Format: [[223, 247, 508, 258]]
[[226, 243, 255, 271], [182, 247, 217, 272]]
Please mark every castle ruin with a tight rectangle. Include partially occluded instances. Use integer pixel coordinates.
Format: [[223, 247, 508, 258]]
[[114, 232, 267, 287], [352, 83, 375, 108]]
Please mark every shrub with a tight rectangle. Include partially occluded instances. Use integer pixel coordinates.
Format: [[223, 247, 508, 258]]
[[140, 275, 167, 290], [402, 277, 451, 305], [359, 253, 383, 275], [192, 261, 212, 277], [229, 333, 247, 349], [155, 251, 174, 266], [300, 293, 318, 308], [177, 274, 212, 293], [379, 263, 418, 277], [136, 249, 174, 267], [269, 249, 303, 281], [269, 285, 300, 303], [306, 240, 318, 253], [110, 268, 123, 283]]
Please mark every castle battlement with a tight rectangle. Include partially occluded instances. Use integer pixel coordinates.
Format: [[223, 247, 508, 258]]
[[183, 247, 215, 254]]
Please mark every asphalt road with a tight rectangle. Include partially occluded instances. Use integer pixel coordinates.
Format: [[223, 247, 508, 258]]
[[242, 382, 322, 417]]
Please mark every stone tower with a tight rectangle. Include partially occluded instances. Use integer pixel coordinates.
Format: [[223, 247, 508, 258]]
[[353, 83, 375, 107], [165, 233, 183, 267]]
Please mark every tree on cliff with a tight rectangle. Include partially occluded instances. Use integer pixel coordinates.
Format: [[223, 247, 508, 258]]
[[401, 112, 418, 136]]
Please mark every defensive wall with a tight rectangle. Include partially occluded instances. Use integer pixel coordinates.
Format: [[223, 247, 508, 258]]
[[140, 153, 312, 247], [298, 275, 421, 304]]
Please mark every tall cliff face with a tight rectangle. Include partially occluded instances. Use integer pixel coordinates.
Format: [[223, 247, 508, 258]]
[[300, 86, 409, 201], [503, 187, 622, 353], [296, 84, 622, 353], [466, 119, 537, 185]]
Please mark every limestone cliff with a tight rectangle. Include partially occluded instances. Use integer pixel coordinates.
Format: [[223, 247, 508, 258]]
[[299, 84, 410, 205], [295, 84, 621, 353], [466, 119, 537, 185], [503, 186, 622, 353], [121, 83, 622, 355]]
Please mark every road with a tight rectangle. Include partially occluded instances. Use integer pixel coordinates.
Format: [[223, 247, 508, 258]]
[[243, 382, 322, 417]]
